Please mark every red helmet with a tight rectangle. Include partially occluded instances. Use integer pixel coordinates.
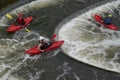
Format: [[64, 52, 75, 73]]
[[18, 14, 22, 17]]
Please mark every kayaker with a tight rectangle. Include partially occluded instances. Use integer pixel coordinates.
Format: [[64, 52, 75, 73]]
[[16, 14, 25, 27], [38, 37, 51, 52], [103, 13, 112, 25]]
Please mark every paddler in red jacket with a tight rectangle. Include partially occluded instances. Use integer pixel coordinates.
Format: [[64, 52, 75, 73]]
[[16, 14, 25, 27]]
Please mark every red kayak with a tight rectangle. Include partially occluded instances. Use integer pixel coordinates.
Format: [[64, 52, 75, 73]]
[[7, 16, 33, 33], [25, 40, 64, 55], [94, 14, 118, 30]]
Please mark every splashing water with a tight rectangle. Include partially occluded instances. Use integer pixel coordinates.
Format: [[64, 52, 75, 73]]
[[56, 0, 120, 73], [0, 0, 65, 79]]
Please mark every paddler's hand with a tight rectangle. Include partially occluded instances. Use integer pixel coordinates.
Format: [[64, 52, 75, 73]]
[[41, 50, 44, 52]]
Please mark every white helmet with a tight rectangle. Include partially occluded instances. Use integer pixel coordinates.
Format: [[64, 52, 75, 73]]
[[39, 36, 49, 41], [39, 36, 45, 40]]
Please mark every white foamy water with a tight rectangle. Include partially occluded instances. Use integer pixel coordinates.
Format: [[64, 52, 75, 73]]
[[0, 0, 65, 80], [0, 0, 65, 27], [0, 39, 26, 80], [57, 0, 120, 73]]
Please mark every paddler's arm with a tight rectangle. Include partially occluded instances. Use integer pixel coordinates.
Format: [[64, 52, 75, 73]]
[[38, 43, 44, 52]]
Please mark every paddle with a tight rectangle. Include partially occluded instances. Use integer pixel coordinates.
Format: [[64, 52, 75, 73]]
[[51, 34, 57, 41], [6, 13, 30, 32], [6, 13, 13, 19]]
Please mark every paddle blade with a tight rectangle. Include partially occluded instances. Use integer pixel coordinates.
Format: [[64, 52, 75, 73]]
[[51, 34, 57, 40], [6, 13, 13, 19], [25, 28, 30, 32]]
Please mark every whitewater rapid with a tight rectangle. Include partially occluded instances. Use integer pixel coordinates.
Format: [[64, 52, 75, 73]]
[[57, 0, 120, 73], [0, 0, 65, 80], [1, 0, 120, 80]]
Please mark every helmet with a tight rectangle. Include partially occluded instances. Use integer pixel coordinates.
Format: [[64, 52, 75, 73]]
[[39, 36, 45, 40], [39, 36, 49, 41], [108, 14, 112, 18], [18, 14, 22, 17]]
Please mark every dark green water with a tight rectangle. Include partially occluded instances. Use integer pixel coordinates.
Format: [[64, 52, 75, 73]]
[[0, 0, 120, 80], [0, 0, 18, 10]]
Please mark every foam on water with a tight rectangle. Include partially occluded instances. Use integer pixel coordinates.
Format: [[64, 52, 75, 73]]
[[6, 0, 64, 15], [55, 62, 81, 80], [0, 39, 27, 80], [57, 0, 120, 73], [0, 0, 65, 28], [0, 0, 65, 79], [55, 62, 72, 80], [0, 33, 59, 79]]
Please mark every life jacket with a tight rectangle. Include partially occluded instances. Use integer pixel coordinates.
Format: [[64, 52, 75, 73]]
[[103, 17, 112, 25], [17, 17, 25, 25], [39, 41, 49, 50]]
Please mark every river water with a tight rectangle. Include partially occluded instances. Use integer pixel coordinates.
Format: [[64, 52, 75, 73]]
[[0, 0, 120, 80]]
